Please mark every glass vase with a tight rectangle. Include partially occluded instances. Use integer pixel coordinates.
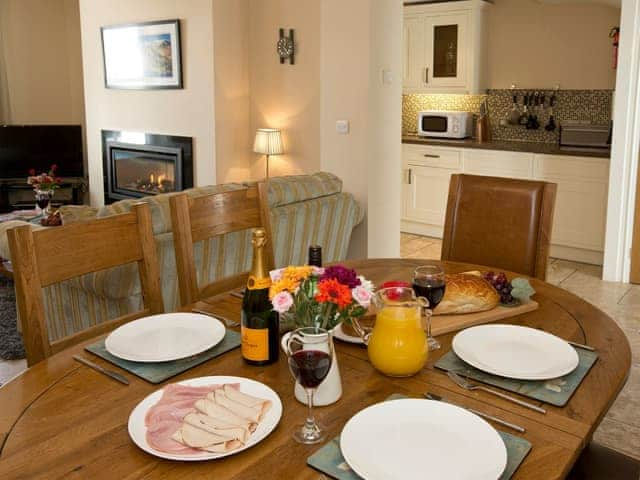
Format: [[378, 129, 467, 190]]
[[34, 189, 54, 216]]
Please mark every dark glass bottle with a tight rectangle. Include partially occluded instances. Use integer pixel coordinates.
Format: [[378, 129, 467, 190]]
[[241, 228, 279, 365], [308, 245, 322, 267]]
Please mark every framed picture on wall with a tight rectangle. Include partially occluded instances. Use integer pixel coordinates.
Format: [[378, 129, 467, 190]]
[[101, 19, 182, 89]]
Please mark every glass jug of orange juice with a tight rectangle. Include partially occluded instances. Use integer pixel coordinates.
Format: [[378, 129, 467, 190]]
[[352, 287, 429, 377]]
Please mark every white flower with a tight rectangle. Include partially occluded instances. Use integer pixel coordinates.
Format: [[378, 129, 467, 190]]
[[358, 275, 375, 293], [352, 285, 373, 308], [272, 291, 294, 314], [270, 268, 284, 282]]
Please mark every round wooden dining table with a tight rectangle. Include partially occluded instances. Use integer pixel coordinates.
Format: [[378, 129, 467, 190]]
[[0, 259, 631, 479]]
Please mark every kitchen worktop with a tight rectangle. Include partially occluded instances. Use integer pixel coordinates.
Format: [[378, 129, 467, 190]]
[[402, 134, 611, 159]]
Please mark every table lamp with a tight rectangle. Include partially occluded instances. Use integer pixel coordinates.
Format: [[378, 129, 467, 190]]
[[253, 128, 283, 179]]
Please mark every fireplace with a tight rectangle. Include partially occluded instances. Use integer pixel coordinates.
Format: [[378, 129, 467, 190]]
[[102, 130, 193, 204]]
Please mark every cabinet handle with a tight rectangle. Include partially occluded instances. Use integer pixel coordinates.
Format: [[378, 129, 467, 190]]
[[407, 168, 412, 184], [423, 154, 440, 158], [424, 67, 429, 84]]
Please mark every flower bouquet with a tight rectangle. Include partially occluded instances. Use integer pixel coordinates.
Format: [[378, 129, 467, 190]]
[[269, 265, 374, 331], [28, 165, 62, 215], [27, 164, 62, 191]]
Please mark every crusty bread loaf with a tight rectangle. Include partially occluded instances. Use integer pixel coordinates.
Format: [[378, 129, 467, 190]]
[[433, 273, 499, 315]]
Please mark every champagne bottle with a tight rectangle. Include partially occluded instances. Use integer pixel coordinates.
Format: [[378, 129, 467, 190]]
[[308, 245, 322, 267], [241, 228, 279, 365]]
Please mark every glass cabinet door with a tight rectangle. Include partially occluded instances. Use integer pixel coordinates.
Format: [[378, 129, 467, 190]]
[[433, 24, 458, 78], [425, 13, 469, 88]]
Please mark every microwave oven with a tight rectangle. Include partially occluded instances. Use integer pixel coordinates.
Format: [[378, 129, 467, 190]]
[[417, 111, 474, 139]]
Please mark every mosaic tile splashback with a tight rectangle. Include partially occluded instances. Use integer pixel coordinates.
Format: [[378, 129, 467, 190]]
[[403, 90, 613, 143]]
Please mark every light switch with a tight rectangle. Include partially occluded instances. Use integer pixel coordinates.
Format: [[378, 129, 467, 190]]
[[336, 120, 349, 134], [382, 69, 393, 85]]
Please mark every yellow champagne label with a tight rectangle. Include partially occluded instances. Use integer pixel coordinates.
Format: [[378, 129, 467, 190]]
[[247, 275, 271, 290], [241, 325, 269, 361]]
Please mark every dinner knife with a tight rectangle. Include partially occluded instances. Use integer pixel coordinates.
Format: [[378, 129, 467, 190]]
[[73, 355, 129, 385], [424, 392, 525, 433]]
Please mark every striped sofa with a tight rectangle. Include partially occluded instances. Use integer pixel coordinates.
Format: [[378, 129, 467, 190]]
[[0, 172, 363, 342]]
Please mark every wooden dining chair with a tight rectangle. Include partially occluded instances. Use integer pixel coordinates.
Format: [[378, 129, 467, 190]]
[[169, 183, 274, 307], [441, 174, 557, 280], [8, 202, 164, 366]]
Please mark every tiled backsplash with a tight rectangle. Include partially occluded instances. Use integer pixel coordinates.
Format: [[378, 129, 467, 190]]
[[402, 90, 613, 143]]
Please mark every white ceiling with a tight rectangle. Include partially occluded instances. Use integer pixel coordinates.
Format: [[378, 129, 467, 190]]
[[536, 0, 621, 8]]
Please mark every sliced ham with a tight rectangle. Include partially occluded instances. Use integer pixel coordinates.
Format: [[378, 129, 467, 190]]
[[145, 382, 266, 455], [146, 419, 200, 455], [222, 384, 273, 419], [209, 390, 262, 423], [183, 412, 250, 444], [194, 398, 257, 432], [172, 423, 235, 447]]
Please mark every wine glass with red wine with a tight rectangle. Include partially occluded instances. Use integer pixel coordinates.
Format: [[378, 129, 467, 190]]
[[286, 327, 333, 444], [413, 264, 446, 351]]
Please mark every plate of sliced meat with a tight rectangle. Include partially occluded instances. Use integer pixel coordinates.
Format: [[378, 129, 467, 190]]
[[128, 376, 282, 460]]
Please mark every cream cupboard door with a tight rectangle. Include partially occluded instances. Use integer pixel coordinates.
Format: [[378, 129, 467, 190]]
[[533, 155, 609, 252], [425, 12, 469, 90], [403, 164, 453, 227], [403, 15, 427, 91]]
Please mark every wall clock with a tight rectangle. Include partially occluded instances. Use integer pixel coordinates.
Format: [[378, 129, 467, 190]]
[[278, 28, 295, 65]]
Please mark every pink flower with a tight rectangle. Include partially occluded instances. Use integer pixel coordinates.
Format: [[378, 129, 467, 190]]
[[272, 291, 294, 314], [352, 285, 373, 308], [311, 266, 325, 276]]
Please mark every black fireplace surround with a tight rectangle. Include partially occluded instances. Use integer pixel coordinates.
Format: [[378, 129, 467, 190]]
[[102, 130, 193, 204]]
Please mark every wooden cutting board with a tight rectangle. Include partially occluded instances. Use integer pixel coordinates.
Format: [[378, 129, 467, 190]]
[[431, 300, 539, 337]]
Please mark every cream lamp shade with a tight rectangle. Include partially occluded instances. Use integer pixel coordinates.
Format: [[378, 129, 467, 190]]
[[253, 128, 283, 178]]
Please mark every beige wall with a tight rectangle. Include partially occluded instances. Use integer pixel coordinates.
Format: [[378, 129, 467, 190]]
[[213, 0, 251, 183], [321, 0, 402, 258], [0, 0, 85, 125], [248, 0, 321, 179], [487, 0, 620, 89], [79, 0, 217, 206]]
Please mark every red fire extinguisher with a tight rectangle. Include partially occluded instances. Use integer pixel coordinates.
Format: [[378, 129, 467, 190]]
[[610, 27, 620, 70]]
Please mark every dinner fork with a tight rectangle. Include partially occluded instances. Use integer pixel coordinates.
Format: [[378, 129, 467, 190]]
[[447, 371, 547, 414], [192, 309, 240, 327]]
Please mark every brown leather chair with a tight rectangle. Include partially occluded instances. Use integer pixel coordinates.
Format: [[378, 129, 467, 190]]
[[441, 174, 556, 280], [567, 442, 640, 480]]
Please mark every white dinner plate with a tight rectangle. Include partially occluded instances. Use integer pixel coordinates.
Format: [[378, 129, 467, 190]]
[[105, 312, 226, 362], [341, 399, 507, 480], [128, 375, 283, 461], [452, 324, 579, 380], [332, 323, 364, 344]]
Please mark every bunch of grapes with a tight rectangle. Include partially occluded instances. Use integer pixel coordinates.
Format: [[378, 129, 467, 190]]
[[483, 271, 514, 304]]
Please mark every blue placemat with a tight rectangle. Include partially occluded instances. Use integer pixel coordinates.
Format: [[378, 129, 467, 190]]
[[85, 330, 241, 384], [435, 347, 598, 407], [308, 395, 531, 480]]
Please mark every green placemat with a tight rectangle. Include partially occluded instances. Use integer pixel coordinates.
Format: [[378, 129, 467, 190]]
[[85, 330, 241, 384], [308, 395, 531, 480], [435, 347, 598, 407]]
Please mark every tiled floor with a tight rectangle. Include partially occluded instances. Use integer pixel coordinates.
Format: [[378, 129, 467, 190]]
[[1, 235, 638, 460], [402, 233, 640, 460]]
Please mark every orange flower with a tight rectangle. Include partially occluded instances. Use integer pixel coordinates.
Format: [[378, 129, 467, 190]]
[[315, 279, 352, 309], [282, 266, 313, 283], [269, 276, 299, 299]]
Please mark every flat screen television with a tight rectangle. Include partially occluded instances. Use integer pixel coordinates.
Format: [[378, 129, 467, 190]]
[[0, 125, 84, 178]]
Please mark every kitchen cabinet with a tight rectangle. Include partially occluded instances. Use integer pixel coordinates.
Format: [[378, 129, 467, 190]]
[[533, 154, 609, 257], [401, 145, 610, 264], [403, 0, 489, 94]]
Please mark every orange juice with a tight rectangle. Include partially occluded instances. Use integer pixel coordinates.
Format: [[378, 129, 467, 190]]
[[367, 305, 428, 377]]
